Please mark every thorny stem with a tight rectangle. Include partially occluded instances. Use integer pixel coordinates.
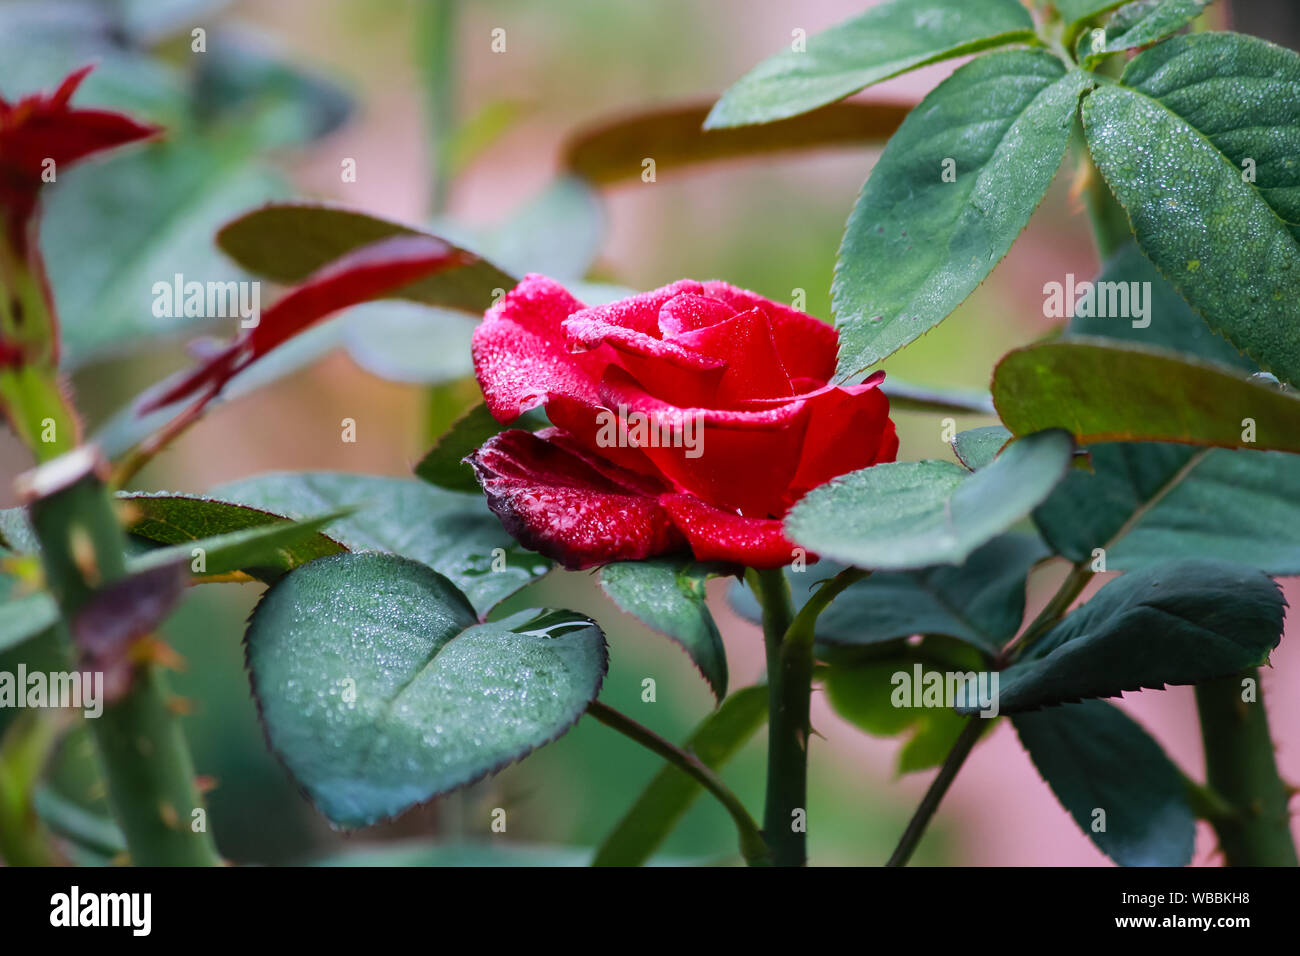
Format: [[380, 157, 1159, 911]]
[[586, 700, 770, 866], [21, 449, 221, 866], [744, 565, 865, 866], [1195, 671, 1298, 866]]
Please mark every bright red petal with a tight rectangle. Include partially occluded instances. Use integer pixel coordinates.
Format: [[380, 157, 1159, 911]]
[[467, 429, 683, 570], [700, 281, 837, 383], [669, 306, 793, 404], [471, 274, 601, 423], [763, 373, 898, 506], [659, 493, 799, 567], [599, 368, 809, 518]]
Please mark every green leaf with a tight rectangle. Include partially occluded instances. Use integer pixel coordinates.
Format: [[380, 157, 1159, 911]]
[[1064, 242, 1254, 370], [732, 535, 1045, 654], [994, 339, 1300, 453], [592, 685, 767, 867], [1078, 0, 1214, 66], [210, 471, 551, 615], [993, 560, 1284, 713], [599, 560, 729, 702], [897, 708, 969, 774], [216, 203, 516, 315], [1029, 242, 1300, 575], [416, 402, 547, 493], [43, 137, 284, 369], [1013, 699, 1195, 866], [338, 302, 475, 386], [247, 552, 607, 828], [952, 425, 1010, 470], [816, 534, 1048, 653], [1082, 33, 1300, 385], [194, 26, 352, 147], [785, 429, 1073, 570], [315, 839, 696, 867], [566, 101, 911, 184], [705, 0, 1035, 128], [833, 52, 1091, 380], [123, 493, 346, 583], [1057, 0, 1128, 34], [1040, 445, 1300, 574], [824, 641, 994, 774], [126, 509, 350, 581]]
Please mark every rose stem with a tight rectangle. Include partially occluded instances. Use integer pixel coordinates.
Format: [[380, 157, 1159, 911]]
[[747, 565, 867, 866], [22, 450, 221, 866], [1195, 672, 1298, 866], [886, 560, 1087, 866], [585, 700, 770, 865]]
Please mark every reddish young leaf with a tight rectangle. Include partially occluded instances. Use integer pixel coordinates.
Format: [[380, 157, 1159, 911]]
[[140, 234, 476, 413]]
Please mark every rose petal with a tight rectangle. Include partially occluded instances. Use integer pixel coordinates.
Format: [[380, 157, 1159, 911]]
[[467, 429, 683, 570], [471, 274, 600, 423], [660, 493, 799, 568], [669, 306, 793, 404], [600, 368, 810, 518], [701, 281, 837, 383], [657, 292, 736, 336], [781, 377, 897, 506], [568, 279, 703, 335]]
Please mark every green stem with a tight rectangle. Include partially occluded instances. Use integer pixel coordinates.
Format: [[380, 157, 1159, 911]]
[[1195, 671, 1298, 866], [21, 449, 221, 866], [1006, 561, 1093, 663], [887, 716, 986, 867], [586, 700, 769, 866], [746, 566, 810, 866], [418, 0, 459, 216], [890, 558, 1092, 862]]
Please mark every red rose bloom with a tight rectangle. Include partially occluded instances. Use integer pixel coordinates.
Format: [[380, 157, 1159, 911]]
[[467, 276, 898, 569]]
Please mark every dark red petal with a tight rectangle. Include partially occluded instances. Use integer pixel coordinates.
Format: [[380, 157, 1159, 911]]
[[543, 394, 667, 480], [700, 280, 837, 383], [669, 306, 793, 404], [471, 274, 600, 423], [141, 234, 471, 413], [660, 493, 799, 568], [467, 429, 684, 570]]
